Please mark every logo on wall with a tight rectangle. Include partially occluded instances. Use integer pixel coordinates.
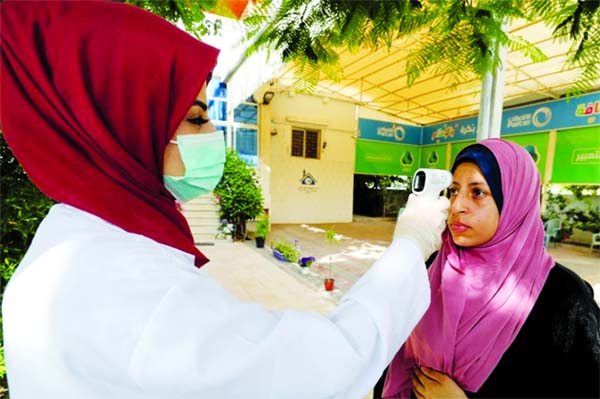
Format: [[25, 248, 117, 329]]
[[431, 125, 456, 141], [571, 148, 600, 165], [427, 151, 440, 166], [299, 170, 318, 193], [459, 124, 476, 135], [400, 151, 414, 167], [532, 107, 552, 128], [575, 100, 599, 124], [377, 125, 406, 142], [575, 101, 599, 116]]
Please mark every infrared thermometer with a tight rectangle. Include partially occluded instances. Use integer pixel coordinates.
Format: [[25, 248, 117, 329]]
[[412, 168, 453, 199]]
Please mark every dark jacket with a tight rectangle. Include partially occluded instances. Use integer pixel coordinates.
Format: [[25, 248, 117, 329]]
[[468, 264, 599, 398]]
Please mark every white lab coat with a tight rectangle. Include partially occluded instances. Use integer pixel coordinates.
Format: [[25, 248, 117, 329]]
[[3, 204, 429, 399]]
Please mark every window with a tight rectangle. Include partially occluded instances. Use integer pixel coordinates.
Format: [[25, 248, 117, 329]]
[[235, 127, 258, 166], [206, 79, 259, 166], [291, 128, 320, 159], [208, 80, 227, 122], [234, 100, 257, 125]]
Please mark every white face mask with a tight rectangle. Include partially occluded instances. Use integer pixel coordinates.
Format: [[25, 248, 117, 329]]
[[164, 131, 226, 203]]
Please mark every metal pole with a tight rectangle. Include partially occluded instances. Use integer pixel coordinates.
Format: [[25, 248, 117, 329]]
[[489, 36, 507, 138], [477, 19, 508, 141], [477, 70, 493, 141]]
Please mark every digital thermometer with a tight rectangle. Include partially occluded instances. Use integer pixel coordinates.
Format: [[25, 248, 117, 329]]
[[412, 168, 453, 198]]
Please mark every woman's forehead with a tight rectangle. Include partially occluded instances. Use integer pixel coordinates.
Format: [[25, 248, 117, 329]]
[[454, 162, 484, 176]]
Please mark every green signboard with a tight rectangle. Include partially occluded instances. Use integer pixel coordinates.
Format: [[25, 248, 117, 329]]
[[505, 132, 549, 182], [420, 144, 447, 169], [355, 140, 420, 176], [552, 126, 600, 184]]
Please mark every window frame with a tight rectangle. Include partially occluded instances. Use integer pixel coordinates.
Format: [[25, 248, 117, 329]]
[[291, 127, 321, 160]]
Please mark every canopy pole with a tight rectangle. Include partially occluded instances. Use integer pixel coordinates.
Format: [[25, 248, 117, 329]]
[[477, 71, 493, 141], [489, 42, 507, 138], [477, 21, 508, 141]]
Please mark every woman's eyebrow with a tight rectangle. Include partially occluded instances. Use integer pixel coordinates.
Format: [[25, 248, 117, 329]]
[[193, 100, 208, 111], [468, 181, 487, 187], [451, 181, 487, 186]]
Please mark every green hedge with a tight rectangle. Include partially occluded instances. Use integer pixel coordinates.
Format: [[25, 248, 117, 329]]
[[213, 150, 263, 241]]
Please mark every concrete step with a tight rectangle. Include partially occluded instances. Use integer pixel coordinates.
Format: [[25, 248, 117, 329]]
[[181, 194, 224, 244], [191, 224, 220, 231], [181, 202, 220, 212], [184, 215, 220, 224], [193, 232, 231, 244]]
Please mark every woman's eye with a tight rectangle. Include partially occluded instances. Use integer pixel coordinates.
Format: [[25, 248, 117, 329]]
[[472, 188, 486, 198], [187, 115, 210, 126], [448, 187, 458, 196]]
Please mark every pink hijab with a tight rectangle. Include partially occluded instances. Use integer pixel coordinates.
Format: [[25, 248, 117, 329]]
[[383, 139, 555, 397]]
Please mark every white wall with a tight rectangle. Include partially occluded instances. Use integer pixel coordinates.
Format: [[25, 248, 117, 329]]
[[261, 92, 356, 224]]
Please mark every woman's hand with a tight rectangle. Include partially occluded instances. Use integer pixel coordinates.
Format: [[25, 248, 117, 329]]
[[411, 366, 467, 399]]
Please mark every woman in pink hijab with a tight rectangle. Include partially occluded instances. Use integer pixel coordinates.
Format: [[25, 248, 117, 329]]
[[1, 1, 450, 397], [382, 139, 599, 398]]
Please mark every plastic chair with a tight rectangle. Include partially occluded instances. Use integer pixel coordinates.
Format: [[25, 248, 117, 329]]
[[544, 218, 561, 248], [591, 233, 600, 254]]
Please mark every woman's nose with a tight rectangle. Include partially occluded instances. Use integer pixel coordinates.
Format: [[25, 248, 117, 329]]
[[450, 193, 467, 214]]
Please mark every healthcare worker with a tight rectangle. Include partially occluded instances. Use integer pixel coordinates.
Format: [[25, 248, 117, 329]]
[[0, 1, 449, 398]]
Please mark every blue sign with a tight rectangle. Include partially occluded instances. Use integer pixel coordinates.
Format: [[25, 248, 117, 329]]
[[358, 118, 421, 145], [421, 91, 600, 145], [502, 91, 600, 135], [422, 117, 478, 145]]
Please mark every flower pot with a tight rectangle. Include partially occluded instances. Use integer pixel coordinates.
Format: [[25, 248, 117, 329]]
[[255, 236, 265, 248], [299, 266, 310, 275], [299, 256, 315, 267], [272, 249, 287, 262], [324, 278, 335, 291]]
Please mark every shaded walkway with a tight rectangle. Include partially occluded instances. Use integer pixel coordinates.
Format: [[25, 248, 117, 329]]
[[267, 220, 600, 303]]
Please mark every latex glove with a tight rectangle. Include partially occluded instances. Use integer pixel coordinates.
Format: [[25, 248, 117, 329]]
[[394, 193, 450, 260]]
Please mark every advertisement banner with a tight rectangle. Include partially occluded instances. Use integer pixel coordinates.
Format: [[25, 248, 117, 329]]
[[355, 140, 420, 176], [502, 92, 600, 135], [420, 144, 448, 170], [422, 117, 478, 145], [358, 118, 422, 145], [551, 126, 600, 184], [422, 91, 600, 144], [504, 132, 549, 182]]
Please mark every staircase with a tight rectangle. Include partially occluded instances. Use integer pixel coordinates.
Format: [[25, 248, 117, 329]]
[[180, 194, 222, 244]]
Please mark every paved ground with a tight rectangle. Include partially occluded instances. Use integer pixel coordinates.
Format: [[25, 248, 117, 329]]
[[203, 218, 600, 310], [269, 219, 600, 303]]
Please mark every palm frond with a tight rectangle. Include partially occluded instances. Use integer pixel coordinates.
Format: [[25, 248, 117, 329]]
[[243, 0, 598, 93], [528, 0, 600, 96]]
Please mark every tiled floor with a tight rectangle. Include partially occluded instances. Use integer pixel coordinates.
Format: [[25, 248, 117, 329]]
[[267, 220, 600, 304], [202, 219, 599, 311]]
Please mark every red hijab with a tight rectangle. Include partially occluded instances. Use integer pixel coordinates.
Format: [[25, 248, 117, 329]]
[[0, 1, 219, 267]]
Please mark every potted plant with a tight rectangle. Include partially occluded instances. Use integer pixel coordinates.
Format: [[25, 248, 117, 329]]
[[271, 239, 301, 263], [324, 228, 340, 291], [213, 150, 264, 241], [215, 218, 234, 240], [298, 256, 316, 275], [254, 212, 269, 248]]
